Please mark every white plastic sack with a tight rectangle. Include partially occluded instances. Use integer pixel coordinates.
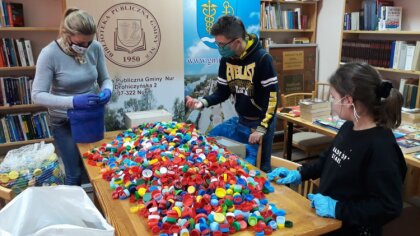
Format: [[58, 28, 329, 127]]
[[0, 186, 114, 236]]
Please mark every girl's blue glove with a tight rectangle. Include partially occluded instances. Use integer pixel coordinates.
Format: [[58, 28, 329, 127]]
[[307, 193, 337, 218], [267, 167, 301, 185]]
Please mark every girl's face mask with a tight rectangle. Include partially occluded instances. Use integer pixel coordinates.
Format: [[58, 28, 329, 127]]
[[331, 96, 361, 123]]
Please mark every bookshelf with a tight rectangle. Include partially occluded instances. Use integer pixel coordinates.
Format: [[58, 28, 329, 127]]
[[339, 0, 420, 111], [260, 0, 319, 46], [0, 0, 65, 154]]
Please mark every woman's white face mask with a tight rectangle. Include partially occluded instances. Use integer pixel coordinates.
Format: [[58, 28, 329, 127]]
[[331, 96, 361, 123], [71, 44, 88, 54]]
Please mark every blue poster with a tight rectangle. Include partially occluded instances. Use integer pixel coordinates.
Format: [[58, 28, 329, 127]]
[[183, 0, 260, 133]]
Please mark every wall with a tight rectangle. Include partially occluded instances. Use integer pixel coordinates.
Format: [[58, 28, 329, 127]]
[[316, 0, 345, 83]]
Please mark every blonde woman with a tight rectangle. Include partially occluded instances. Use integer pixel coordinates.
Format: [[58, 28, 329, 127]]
[[32, 8, 112, 185]]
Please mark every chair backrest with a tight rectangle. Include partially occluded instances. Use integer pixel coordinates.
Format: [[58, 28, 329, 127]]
[[281, 92, 315, 107], [314, 82, 331, 101], [271, 155, 309, 196]]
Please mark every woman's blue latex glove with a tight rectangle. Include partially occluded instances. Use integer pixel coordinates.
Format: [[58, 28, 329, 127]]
[[267, 167, 301, 185], [307, 193, 337, 218], [73, 93, 100, 109], [99, 89, 112, 104]]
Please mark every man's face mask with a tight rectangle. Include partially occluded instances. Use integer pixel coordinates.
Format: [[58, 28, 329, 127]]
[[218, 47, 235, 58], [216, 38, 236, 58]]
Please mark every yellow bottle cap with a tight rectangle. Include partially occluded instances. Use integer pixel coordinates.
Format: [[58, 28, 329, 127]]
[[8, 171, 19, 180], [149, 159, 158, 165], [0, 174, 9, 183], [187, 186, 196, 194], [214, 213, 226, 223], [130, 206, 139, 213], [138, 187, 147, 197], [173, 206, 182, 217], [215, 188, 226, 198], [53, 168, 60, 177], [196, 195, 202, 203], [33, 168, 42, 176]]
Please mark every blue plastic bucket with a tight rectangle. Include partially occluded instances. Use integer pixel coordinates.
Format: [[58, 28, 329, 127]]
[[67, 105, 105, 143]]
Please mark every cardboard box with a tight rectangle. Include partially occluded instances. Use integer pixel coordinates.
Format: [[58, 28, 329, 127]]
[[214, 136, 246, 158], [124, 109, 173, 128]]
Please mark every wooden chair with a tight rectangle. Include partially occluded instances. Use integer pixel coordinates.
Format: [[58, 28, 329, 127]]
[[281, 92, 333, 158], [314, 82, 331, 101], [271, 155, 308, 196], [271, 155, 321, 197]]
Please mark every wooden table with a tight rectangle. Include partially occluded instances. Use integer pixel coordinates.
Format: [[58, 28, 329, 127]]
[[78, 131, 342, 236], [277, 113, 337, 160]]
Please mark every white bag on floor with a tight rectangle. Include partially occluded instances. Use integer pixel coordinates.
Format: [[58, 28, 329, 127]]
[[0, 186, 114, 236]]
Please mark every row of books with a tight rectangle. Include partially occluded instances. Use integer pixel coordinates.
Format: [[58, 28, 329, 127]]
[[343, 11, 363, 31], [344, 6, 402, 31], [260, 2, 308, 30], [399, 78, 419, 110], [0, 1, 24, 27], [0, 76, 34, 106], [0, 38, 35, 67], [341, 39, 420, 71], [390, 41, 420, 71], [346, 0, 400, 31], [0, 112, 52, 144]]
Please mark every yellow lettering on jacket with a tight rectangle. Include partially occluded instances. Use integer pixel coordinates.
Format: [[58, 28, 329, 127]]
[[226, 62, 255, 82]]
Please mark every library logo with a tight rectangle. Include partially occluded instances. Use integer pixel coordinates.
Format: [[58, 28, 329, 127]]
[[97, 3, 161, 68], [197, 0, 236, 49]]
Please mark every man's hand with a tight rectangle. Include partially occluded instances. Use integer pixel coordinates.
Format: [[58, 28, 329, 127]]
[[185, 96, 203, 110], [249, 131, 263, 144]]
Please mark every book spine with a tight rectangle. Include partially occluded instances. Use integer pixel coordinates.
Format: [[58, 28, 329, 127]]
[[24, 40, 34, 66]]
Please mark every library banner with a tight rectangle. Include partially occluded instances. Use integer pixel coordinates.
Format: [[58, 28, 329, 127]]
[[66, 0, 184, 130], [184, 0, 260, 133]]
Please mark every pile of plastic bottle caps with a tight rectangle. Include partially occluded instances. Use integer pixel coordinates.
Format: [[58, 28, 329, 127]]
[[0, 142, 64, 195], [83, 122, 294, 235]]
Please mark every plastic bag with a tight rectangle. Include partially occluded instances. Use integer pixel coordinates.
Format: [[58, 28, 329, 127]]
[[0, 142, 64, 195], [209, 117, 259, 164], [0, 186, 114, 236]]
